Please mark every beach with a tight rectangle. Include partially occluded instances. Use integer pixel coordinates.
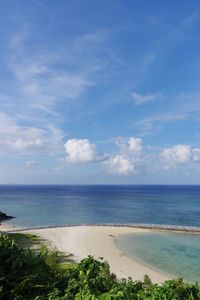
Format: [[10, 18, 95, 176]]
[[0, 223, 16, 232], [16, 225, 172, 283]]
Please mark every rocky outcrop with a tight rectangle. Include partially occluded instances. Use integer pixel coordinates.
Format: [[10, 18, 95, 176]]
[[0, 211, 14, 223]]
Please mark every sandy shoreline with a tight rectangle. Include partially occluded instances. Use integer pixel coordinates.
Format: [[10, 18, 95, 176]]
[[12, 225, 172, 283], [0, 223, 17, 232]]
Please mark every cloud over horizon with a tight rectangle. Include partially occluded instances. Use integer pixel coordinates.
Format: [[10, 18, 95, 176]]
[[64, 139, 99, 163], [161, 144, 200, 168]]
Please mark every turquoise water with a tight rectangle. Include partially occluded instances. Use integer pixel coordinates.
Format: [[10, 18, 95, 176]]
[[116, 232, 200, 282]]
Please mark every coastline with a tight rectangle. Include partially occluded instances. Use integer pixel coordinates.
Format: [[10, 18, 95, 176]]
[[5, 222, 200, 234], [3, 223, 200, 282], [0, 223, 17, 232], [19, 225, 173, 283]]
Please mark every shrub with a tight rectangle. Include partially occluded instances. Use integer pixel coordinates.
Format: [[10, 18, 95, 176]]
[[0, 234, 200, 299]]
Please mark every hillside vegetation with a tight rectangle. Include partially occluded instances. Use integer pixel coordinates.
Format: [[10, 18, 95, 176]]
[[0, 234, 200, 299]]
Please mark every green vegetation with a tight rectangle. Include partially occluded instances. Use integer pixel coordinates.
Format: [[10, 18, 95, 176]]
[[7, 233, 42, 249], [6, 232, 76, 271], [1, 234, 200, 299]]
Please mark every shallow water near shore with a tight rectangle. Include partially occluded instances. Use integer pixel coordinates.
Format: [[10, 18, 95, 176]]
[[116, 232, 200, 282]]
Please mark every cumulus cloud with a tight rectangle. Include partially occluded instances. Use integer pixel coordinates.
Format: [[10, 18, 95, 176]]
[[115, 137, 142, 154], [131, 92, 163, 105], [128, 137, 143, 153], [104, 137, 143, 175], [64, 139, 99, 162], [64, 136, 143, 175], [161, 144, 200, 168], [104, 155, 135, 175], [161, 145, 191, 166]]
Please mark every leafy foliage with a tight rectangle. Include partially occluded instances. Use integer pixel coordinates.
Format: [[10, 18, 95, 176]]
[[0, 234, 200, 299], [7, 233, 42, 249]]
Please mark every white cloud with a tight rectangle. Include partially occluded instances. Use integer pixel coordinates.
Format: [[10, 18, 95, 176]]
[[104, 137, 143, 175], [133, 113, 189, 136], [0, 112, 64, 155], [131, 92, 163, 105], [134, 113, 188, 128], [161, 145, 191, 166], [64, 139, 98, 162], [10, 60, 92, 109], [5, 30, 109, 116], [115, 137, 143, 155], [104, 155, 135, 175], [0, 30, 113, 157], [0, 112, 44, 152], [193, 148, 200, 162], [161, 144, 200, 168], [63, 136, 143, 175], [128, 137, 143, 153]]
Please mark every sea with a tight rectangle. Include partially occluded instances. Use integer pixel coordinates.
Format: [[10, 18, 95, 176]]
[[1, 184, 200, 281]]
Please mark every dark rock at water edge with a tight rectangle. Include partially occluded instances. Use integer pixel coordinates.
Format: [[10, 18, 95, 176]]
[[0, 211, 14, 223]]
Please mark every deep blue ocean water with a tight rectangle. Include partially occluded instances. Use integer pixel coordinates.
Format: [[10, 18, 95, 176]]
[[0, 185, 200, 228]]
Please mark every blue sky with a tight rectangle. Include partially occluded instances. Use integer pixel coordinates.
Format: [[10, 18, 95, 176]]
[[1, 0, 200, 184]]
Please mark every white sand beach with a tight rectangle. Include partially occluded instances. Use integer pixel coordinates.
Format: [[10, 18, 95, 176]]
[[0, 223, 16, 232], [20, 225, 173, 283]]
